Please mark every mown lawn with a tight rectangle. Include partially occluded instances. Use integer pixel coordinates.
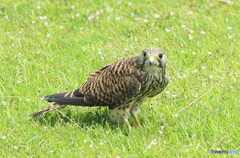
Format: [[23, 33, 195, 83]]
[[0, 0, 239, 157]]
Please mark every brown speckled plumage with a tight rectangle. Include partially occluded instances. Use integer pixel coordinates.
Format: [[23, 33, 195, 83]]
[[31, 47, 169, 129]]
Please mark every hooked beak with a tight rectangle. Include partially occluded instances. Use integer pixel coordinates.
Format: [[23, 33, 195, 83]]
[[148, 56, 158, 66]]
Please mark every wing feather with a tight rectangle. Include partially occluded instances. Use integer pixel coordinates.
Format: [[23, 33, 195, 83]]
[[80, 56, 144, 108]]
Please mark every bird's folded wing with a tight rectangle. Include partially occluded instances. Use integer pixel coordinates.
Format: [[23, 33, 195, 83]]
[[80, 63, 143, 109]]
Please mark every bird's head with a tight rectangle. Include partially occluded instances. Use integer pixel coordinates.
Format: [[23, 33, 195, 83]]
[[139, 47, 167, 72]]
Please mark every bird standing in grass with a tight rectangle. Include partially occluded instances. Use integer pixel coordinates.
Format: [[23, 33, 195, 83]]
[[31, 47, 169, 129]]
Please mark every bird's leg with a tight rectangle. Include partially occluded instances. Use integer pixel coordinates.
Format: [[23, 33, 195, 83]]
[[133, 116, 144, 129]]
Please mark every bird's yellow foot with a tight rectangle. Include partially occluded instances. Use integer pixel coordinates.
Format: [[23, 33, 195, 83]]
[[125, 122, 132, 130], [133, 117, 144, 129]]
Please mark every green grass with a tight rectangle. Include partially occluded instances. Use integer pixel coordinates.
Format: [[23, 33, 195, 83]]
[[0, 0, 239, 157]]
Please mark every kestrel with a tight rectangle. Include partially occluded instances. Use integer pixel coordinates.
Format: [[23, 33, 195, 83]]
[[31, 47, 169, 129]]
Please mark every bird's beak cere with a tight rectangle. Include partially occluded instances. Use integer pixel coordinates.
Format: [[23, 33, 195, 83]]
[[148, 56, 158, 66]]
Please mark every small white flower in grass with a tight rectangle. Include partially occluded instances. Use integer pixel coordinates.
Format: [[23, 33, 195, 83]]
[[39, 16, 47, 20], [192, 52, 196, 55], [188, 34, 193, 40], [26, 99, 31, 101], [171, 94, 177, 97], [192, 70, 197, 73], [130, 13, 135, 16], [207, 52, 212, 55], [192, 134, 196, 137], [60, 119, 64, 122], [70, 6, 75, 9], [209, 75, 214, 78], [44, 126, 48, 130], [227, 27, 232, 30], [18, 31, 22, 34], [124, 48, 129, 52], [225, 18, 230, 21], [165, 29, 171, 32], [151, 23, 155, 26], [116, 156, 121, 158], [209, 3, 214, 7], [4, 15, 8, 19], [201, 66, 206, 69], [13, 146, 19, 149], [49, 150, 54, 153], [1, 136, 6, 139], [186, 11, 193, 15], [135, 18, 141, 20], [86, 9, 90, 12], [107, 8, 114, 11], [172, 114, 179, 117], [89, 144, 94, 148], [97, 51, 102, 54], [200, 31, 206, 34], [143, 19, 148, 22], [17, 80, 22, 83], [181, 25, 186, 28], [152, 140, 157, 145], [36, 6, 41, 9], [59, 26, 64, 29], [6, 31, 10, 34], [115, 17, 121, 20], [183, 95, 188, 98], [32, 21, 36, 24], [96, 11, 100, 15], [154, 14, 159, 18], [189, 143, 193, 146], [228, 35, 233, 39], [44, 22, 48, 26], [101, 118, 105, 121], [83, 140, 88, 142], [160, 126, 164, 129], [87, 15, 95, 20], [76, 13, 80, 17], [189, 30, 194, 33], [46, 34, 51, 38], [154, 38, 159, 41], [122, 52, 125, 54], [150, 105, 154, 108], [80, 27, 83, 30], [158, 131, 163, 134], [128, 2, 132, 6], [116, 1, 122, 5], [11, 43, 15, 47], [226, 0, 234, 4], [194, 94, 199, 98], [229, 86, 233, 89], [169, 12, 175, 15], [100, 57, 105, 60], [106, 131, 109, 134], [42, 71, 45, 74]]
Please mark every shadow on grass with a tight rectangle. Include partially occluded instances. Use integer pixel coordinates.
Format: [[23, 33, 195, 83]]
[[31, 107, 130, 133]]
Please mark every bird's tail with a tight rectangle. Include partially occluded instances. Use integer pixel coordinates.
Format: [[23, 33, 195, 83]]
[[31, 89, 90, 117], [43, 90, 88, 106]]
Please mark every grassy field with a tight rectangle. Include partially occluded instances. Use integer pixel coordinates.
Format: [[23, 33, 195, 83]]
[[0, 0, 239, 157]]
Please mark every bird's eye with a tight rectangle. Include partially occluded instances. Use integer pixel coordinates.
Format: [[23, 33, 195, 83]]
[[143, 51, 147, 57], [159, 53, 164, 58]]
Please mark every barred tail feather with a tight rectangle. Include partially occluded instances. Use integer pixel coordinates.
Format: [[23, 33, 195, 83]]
[[31, 103, 66, 117], [31, 89, 90, 117]]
